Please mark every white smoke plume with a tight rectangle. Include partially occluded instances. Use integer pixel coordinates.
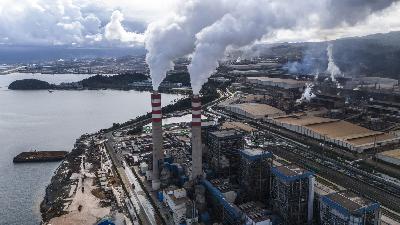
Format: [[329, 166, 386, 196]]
[[187, 0, 396, 94], [144, 0, 232, 91], [326, 43, 342, 82], [297, 83, 316, 103]]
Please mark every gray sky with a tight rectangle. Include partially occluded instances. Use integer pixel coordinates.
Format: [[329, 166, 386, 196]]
[[0, 0, 399, 47]]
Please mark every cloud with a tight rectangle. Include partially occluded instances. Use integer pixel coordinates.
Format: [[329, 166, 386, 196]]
[[0, 0, 158, 46], [104, 10, 145, 44], [186, 0, 398, 93]]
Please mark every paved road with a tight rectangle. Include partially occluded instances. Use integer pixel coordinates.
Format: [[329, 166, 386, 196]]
[[104, 133, 154, 225]]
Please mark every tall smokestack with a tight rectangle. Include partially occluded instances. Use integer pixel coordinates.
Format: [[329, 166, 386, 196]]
[[151, 92, 162, 190], [191, 95, 202, 180]]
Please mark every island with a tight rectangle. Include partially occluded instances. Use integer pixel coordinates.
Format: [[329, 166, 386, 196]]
[[8, 79, 55, 90], [8, 72, 191, 92]]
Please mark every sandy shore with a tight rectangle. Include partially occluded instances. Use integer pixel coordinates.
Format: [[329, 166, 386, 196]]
[[47, 162, 110, 225]]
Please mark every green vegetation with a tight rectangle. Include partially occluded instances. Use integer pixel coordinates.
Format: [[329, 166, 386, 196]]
[[81, 73, 148, 89], [8, 79, 54, 90], [162, 72, 191, 86]]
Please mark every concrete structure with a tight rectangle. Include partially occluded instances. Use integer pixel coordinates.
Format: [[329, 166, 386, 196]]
[[271, 164, 315, 225], [269, 114, 400, 153], [191, 95, 202, 180], [163, 186, 198, 225], [208, 129, 244, 177], [239, 149, 273, 203], [376, 149, 400, 166], [319, 191, 381, 225], [238, 202, 274, 225], [247, 77, 307, 90], [151, 92, 163, 190], [201, 179, 241, 225], [225, 103, 285, 120]]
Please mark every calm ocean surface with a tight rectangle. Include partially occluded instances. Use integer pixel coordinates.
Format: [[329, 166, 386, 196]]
[[0, 73, 183, 225]]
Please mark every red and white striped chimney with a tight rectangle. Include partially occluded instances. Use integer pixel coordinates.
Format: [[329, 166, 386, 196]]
[[151, 92, 162, 190], [191, 94, 202, 180]]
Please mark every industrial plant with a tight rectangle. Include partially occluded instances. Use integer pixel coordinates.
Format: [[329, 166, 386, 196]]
[[85, 52, 400, 225]]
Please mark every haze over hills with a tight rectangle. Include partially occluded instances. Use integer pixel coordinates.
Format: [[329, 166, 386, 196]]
[[2, 31, 400, 79], [0, 46, 146, 64], [252, 31, 400, 79]]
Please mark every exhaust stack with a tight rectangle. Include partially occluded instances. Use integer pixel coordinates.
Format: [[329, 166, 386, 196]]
[[151, 92, 162, 190], [191, 95, 202, 180]]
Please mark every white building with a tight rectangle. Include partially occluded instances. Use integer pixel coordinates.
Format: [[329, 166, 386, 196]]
[[163, 186, 198, 225]]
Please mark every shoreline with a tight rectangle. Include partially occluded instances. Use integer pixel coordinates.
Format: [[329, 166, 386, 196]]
[[38, 85, 220, 224]]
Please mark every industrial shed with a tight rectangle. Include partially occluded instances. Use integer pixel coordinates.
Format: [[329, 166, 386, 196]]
[[225, 103, 285, 119], [376, 149, 400, 166], [268, 114, 400, 153], [246, 77, 307, 89]]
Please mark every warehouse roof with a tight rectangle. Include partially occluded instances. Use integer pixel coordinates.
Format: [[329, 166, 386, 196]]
[[274, 115, 336, 126], [323, 191, 378, 213], [306, 120, 372, 138], [210, 129, 243, 139], [346, 133, 397, 146], [247, 77, 307, 85], [378, 149, 400, 159], [272, 164, 314, 182], [222, 122, 256, 132], [227, 103, 285, 117], [272, 114, 398, 151]]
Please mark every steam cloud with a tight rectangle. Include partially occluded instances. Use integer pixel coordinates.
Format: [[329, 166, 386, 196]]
[[186, 0, 396, 94], [297, 83, 316, 103], [326, 43, 342, 82], [144, 0, 232, 90]]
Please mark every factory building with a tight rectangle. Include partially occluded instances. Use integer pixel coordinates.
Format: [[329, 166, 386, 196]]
[[201, 179, 241, 225], [225, 103, 285, 120], [239, 149, 273, 203], [246, 77, 307, 90], [208, 129, 245, 177], [271, 164, 315, 225], [312, 93, 345, 109], [376, 149, 400, 166], [238, 202, 276, 225], [162, 186, 199, 225], [269, 114, 400, 153], [319, 191, 381, 225]]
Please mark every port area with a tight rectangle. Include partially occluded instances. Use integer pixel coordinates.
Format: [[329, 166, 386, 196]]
[[13, 151, 68, 163]]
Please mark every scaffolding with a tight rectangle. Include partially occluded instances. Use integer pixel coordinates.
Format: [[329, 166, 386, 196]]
[[201, 179, 242, 225], [238, 149, 273, 204], [319, 190, 381, 225], [208, 129, 244, 178], [271, 165, 315, 225]]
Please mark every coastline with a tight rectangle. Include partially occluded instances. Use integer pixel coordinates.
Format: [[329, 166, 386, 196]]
[[39, 85, 220, 224]]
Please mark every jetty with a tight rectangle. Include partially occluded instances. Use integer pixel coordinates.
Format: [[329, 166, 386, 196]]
[[13, 151, 68, 163]]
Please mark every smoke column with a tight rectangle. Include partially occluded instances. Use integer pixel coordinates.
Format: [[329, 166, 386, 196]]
[[297, 83, 316, 103], [326, 43, 342, 82], [187, 0, 396, 94], [145, 0, 232, 91]]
